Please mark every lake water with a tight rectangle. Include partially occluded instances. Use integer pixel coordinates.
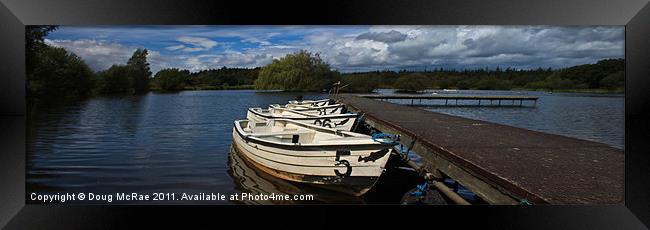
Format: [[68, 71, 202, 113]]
[[27, 89, 624, 204], [374, 89, 624, 149]]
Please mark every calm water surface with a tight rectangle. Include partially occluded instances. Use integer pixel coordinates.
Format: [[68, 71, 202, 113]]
[[27, 89, 623, 204], [375, 89, 624, 149]]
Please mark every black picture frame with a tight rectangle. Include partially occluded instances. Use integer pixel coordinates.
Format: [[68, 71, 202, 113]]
[[1, 0, 649, 229]]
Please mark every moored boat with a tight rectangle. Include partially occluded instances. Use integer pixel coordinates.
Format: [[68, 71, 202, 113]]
[[247, 107, 357, 131], [231, 119, 396, 196], [228, 146, 364, 204], [271, 103, 346, 115], [288, 98, 333, 107]]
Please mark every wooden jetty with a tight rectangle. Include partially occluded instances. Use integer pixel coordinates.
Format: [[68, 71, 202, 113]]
[[335, 94, 623, 204], [360, 94, 539, 107]]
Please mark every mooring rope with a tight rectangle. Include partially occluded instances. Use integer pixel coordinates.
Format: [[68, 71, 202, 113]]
[[410, 182, 429, 197], [371, 132, 400, 145]]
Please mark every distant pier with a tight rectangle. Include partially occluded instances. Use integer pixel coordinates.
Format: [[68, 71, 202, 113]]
[[360, 94, 539, 107], [335, 94, 623, 204]]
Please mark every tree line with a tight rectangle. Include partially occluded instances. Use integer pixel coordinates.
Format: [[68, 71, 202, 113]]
[[253, 51, 624, 93], [28, 26, 152, 102], [26, 26, 261, 103], [154, 67, 260, 91], [340, 58, 623, 93], [27, 25, 624, 104]]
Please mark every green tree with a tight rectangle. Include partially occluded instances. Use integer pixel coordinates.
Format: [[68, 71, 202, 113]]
[[524, 73, 575, 90], [338, 58, 622, 92], [476, 76, 512, 90], [188, 67, 260, 89], [28, 45, 94, 101], [555, 59, 624, 89], [456, 76, 477, 90], [254, 50, 339, 91], [340, 73, 380, 93], [599, 71, 624, 89], [26, 26, 57, 77], [126, 49, 152, 93], [94, 65, 131, 94], [394, 73, 432, 93], [154, 68, 190, 91]]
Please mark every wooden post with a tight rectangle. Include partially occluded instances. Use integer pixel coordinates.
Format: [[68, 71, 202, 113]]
[[432, 181, 471, 205]]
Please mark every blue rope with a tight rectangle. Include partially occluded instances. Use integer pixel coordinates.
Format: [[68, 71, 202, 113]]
[[410, 182, 429, 197], [520, 199, 533, 205], [511, 193, 534, 205], [371, 132, 399, 145], [397, 138, 416, 159]]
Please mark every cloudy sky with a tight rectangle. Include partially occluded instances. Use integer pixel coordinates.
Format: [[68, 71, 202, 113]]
[[44, 25, 624, 73]]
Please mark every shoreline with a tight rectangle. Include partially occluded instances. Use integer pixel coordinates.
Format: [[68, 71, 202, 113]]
[[150, 87, 624, 94]]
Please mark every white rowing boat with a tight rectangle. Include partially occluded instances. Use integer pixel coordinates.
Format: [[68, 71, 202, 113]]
[[228, 147, 364, 204], [247, 107, 357, 131], [231, 119, 396, 196], [271, 103, 346, 115], [288, 98, 332, 107]]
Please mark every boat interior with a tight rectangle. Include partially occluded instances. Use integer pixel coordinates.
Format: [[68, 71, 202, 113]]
[[273, 103, 346, 114], [252, 107, 317, 118], [237, 119, 373, 145], [289, 99, 331, 105], [287, 103, 335, 109]]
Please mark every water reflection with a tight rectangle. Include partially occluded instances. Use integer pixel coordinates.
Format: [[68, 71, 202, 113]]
[[227, 145, 365, 204]]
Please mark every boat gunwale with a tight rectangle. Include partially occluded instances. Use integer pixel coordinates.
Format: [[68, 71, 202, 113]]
[[233, 119, 392, 148], [272, 103, 344, 111], [233, 133, 385, 168], [248, 107, 358, 120], [288, 99, 331, 105]]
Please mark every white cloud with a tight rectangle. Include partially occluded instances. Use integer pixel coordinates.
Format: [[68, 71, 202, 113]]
[[176, 36, 217, 52], [202, 30, 274, 46], [45, 37, 273, 73], [181, 47, 206, 52], [45, 38, 184, 73], [44, 38, 136, 71], [266, 45, 298, 49], [242, 37, 271, 45], [165, 44, 185, 51], [179, 52, 274, 71], [302, 26, 624, 71]]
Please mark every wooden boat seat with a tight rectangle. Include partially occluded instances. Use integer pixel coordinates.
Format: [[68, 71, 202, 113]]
[[316, 136, 372, 144], [247, 131, 314, 137]]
